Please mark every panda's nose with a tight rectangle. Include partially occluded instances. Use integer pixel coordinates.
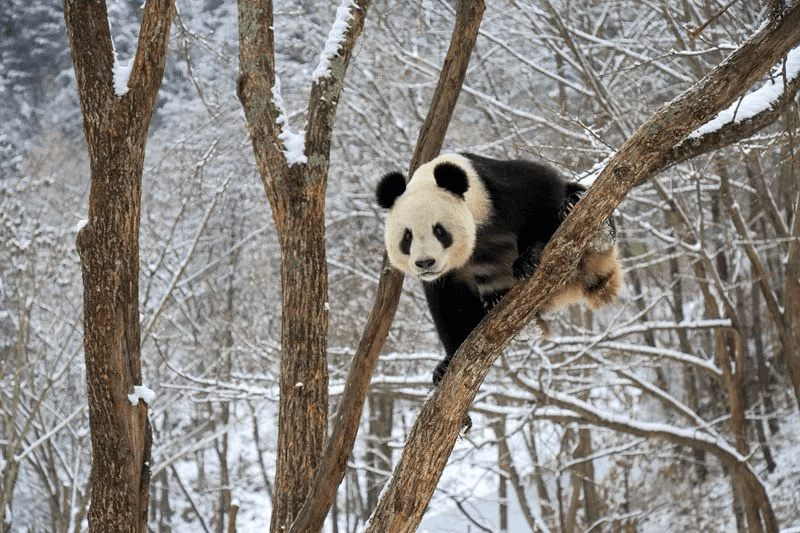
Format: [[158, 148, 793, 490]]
[[415, 258, 436, 271]]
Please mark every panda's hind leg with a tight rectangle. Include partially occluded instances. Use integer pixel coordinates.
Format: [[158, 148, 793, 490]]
[[581, 246, 622, 309]]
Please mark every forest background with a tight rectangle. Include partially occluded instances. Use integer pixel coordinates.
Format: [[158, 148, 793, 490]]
[[2, 0, 800, 532]]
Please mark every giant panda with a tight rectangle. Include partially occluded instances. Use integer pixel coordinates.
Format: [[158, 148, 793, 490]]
[[376, 153, 623, 384]]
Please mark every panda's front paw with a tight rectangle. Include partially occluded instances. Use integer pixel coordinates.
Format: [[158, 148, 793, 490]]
[[513, 243, 545, 280], [513, 255, 538, 280]]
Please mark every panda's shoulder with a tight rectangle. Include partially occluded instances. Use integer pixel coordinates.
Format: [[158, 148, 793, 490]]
[[459, 153, 568, 207]]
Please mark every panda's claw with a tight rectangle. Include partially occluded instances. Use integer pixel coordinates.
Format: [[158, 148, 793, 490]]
[[513, 242, 545, 280]]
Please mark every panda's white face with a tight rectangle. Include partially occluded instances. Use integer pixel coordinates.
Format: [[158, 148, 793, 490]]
[[377, 154, 491, 281], [385, 183, 476, 280]]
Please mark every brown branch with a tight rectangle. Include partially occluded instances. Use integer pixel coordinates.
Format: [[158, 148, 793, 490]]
[[652, 54, 800, 175], [367, 6, 800, 532], [128, 0, 177, 109], [719, 167, 788, 348], [236, 0, 284, 214], [689, 0, 741, 40], [306, 0, 370, 166], [288, 2, 486, 532], [63, 1, 116, 135], [785, 198, 800, 408], [238, 5, 322, 531]]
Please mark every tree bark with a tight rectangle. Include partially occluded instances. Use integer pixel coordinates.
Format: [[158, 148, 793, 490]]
[[63, 0, 175, 530], [367, 5, 800, 531], [236, 1, 369, 531]]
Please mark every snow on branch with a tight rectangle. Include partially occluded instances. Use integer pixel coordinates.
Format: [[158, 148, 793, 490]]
[[127, 385, 156, 406], [691, 45, 800, 138], [312, 0, 358, 81], [272, 75, 308, 166], [112, 52, 133, 97], [531, 388, 748, 462], [109, 23, 134, 97]]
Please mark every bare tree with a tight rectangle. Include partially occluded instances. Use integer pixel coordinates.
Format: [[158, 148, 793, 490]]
[[63, 0, 175, 530], [236, 1, 370, 530], [288, 1, 485, 531]]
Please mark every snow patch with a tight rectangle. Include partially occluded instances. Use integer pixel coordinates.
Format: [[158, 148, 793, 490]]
[[109, 18, 134, 97], [691, 46, 800, 138], [272, 76, 307, 166], [112, 51, 133, 97], [312, 0, 357, 81], [128, 385, 156, 406]]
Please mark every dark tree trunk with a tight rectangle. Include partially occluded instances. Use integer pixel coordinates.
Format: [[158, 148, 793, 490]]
[[63, 0, 175, 531]]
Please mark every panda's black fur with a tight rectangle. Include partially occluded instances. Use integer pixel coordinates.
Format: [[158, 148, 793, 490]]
[[377, 153, 622, 384]]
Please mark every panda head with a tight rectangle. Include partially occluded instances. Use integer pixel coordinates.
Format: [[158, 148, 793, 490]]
[[376, 154, 489, 281]]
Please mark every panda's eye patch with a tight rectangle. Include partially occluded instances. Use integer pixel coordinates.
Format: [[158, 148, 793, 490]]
[[433, 223, 453, 248], [400, 228, 412, 255]]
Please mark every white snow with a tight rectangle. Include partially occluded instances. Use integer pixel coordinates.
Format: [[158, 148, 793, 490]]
[[75, 219, 88, 232], [272, 76, 308, 166], [112, 51, 133, 97], [691, 45, 800, 137], [128, 385, 156, 406], [109, 15, 134, 97], [312, 0, 357, 81]]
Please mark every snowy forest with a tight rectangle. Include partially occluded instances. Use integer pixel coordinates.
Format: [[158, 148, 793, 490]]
[[2, 0, 800, 531]]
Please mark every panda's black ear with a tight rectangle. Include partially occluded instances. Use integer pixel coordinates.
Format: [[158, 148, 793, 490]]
[[376, 172, 407, 209], [433, 162, 469, 198]]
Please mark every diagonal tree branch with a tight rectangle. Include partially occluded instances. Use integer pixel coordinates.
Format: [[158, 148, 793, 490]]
[[785, 193, 800, 409], [652, 47, 800, 175], [367, 4, 800, 532]]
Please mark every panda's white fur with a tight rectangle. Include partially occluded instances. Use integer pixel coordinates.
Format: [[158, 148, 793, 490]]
[[383, 154, 490, 280], [376, 152, 622, 384]]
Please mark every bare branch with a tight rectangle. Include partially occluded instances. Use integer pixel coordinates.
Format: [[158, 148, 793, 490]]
[[719, 166, 788, 346], [784, 181, 800, 406], [527, 387, 777, 532], [237, 1, 372, 530]]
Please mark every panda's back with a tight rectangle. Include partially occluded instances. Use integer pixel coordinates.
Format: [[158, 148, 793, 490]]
[[456, 153, 573, 306], [462, 153, 568, 241]]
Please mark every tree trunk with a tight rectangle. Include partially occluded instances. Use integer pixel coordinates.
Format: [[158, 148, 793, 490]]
[[285, 1, 485, 531], [365, 394, 394, 514], [63, 0, 175, 530], [236, 1, 369, 530]]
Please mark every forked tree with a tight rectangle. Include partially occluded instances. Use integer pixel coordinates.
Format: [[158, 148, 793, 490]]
[[63, 0, 175, 530]]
